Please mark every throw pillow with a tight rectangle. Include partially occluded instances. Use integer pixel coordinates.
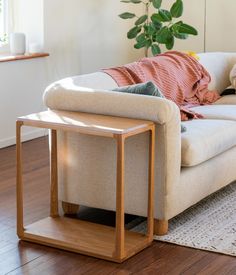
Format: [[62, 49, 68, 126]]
[[112, 81, 164, 97], [112, 81, 186, 133], [221, 63, 236, 95], [221, 87, 235, 96]]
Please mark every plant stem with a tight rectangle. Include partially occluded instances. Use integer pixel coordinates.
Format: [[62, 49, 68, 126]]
[[145, 47, 148, 57], [145, 2, 149, 57], [145, 2, 149, 25]]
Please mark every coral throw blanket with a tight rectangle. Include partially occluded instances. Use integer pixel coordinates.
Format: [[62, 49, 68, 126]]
[[103, 51, 220, 120]]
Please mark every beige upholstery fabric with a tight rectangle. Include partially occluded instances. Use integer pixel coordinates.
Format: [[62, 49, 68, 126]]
[[56, 72, 118, 89], [44, 82, 179, 126], [43, 52, 236, 221], [57, 130, 159, 217], [44, 75, 181, 219], [198, 52, 236, 93], [181, 119, 236, 167], [190, 105, 236, 120], [167, 146, 236, 219], [214, 95, 236, 105]]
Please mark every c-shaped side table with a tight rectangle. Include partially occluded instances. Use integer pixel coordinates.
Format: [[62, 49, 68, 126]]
[[16, 110, 155, 263]]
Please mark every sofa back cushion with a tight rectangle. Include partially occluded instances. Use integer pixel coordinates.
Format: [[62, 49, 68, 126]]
[[70, 72, 118, 90], [198, 52, 236, 93]]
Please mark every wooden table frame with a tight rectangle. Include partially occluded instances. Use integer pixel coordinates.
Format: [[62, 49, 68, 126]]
[[16, 110, 155, 263]]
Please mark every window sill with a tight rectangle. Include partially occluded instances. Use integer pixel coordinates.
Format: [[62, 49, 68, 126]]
[[0, 53, 49, 63]]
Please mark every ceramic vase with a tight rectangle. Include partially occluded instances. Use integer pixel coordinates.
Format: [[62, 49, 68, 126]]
[[10, 33, 26, 55]]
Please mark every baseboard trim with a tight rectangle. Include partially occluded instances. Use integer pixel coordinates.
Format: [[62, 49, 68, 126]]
[[0, 129, 47, 149]]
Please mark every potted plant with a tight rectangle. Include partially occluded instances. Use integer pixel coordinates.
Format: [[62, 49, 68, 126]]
[[119, 0, 198, 56]]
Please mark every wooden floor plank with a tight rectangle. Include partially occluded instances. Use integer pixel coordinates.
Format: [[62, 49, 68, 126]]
[[0, 137, 235, 274]]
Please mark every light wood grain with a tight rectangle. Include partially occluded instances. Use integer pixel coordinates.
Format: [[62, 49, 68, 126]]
[[16, 121, 24, 238], [16, 111, 155, 262], [23, 217, 151, 263], [18, 110, 154, 137], [0, 53, 49, 63], [50, 130, 58, 217], [147, 126, 155, 241], [154, 219, 169, 236], [115, 134, 125, 259]]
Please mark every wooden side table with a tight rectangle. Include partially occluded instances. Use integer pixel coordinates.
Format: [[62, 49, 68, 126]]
[[16, 110, 155, 263]]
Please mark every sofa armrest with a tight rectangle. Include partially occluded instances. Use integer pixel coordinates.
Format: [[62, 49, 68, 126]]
[[43, 77, 182, 220], [43, 77, 180, 126]]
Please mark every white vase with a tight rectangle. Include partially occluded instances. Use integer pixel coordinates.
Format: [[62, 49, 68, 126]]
[[10, 33, 26, 55]]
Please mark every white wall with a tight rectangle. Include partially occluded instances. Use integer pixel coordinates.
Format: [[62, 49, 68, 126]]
[[12, 0, 44, 51], [169, 0, 205, 53], [0, 58, 49, 148], [205, 0, 236, 52], [43, 0, 144, 82], [0, 0, 48, 148], [162, 0, 236, 53]]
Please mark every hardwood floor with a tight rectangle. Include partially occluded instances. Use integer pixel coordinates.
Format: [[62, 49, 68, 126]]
[[0, 137, 235, 275]]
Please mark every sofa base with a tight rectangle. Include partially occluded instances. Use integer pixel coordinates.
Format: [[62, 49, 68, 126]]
[[154, 219, 168, 235], [62, 201, 80, 215], [61, 202, 169, 235]]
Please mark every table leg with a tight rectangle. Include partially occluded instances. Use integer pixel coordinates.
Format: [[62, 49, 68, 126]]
[[50, 129, 59, 217], [147, 126, 155, 242], [16, 121, 24, 238], [115, 134, 125, 260]]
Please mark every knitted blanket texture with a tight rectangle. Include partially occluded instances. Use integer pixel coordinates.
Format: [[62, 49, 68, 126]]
[[103, 51, 220, 120]]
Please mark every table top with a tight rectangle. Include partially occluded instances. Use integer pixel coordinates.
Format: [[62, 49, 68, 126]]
[[17, 110, 154, 137]]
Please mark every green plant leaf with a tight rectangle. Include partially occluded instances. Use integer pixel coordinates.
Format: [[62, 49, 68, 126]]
[[178, 23, 198, 35], [147, 23, 156, 36], [119, 0, 198, 56], [134, 37, 151, 49], [151, 44, 161, 56], [119, 12, 136, 19], [151, 19, 162, 32], [152, 0, 162, 9], [151, 13, 161, 24], [127, 26, 142, 39], [134, 39, 149, 49], [170, 0, 183, 18], [166, 35, 174, 49], [156, 9, 172, 22], [170, 21, 181, 31], [173, 32, 188, 39], [134, 41, 146, 49], [155, 26, 172, 44], [135, 15, 148, 25], [171, 21, 191, 39], [145, 39, 152, 48], [136, 33, 146, 43], [143, 23, 149, 34]]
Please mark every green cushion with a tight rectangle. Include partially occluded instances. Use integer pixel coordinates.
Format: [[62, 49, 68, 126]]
[[112, 81, 186, 133], [112, 81, 164, 97]]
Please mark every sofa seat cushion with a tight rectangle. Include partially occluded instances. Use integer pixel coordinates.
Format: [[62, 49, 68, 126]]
[[181, 119, 236, 167], [190, 105, 236, 120]]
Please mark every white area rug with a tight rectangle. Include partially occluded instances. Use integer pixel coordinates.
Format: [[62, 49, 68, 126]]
[[132, 182, 236, 257]]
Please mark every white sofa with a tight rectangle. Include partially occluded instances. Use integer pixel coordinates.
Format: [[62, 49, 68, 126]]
[[43, 52, 236, 235]]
